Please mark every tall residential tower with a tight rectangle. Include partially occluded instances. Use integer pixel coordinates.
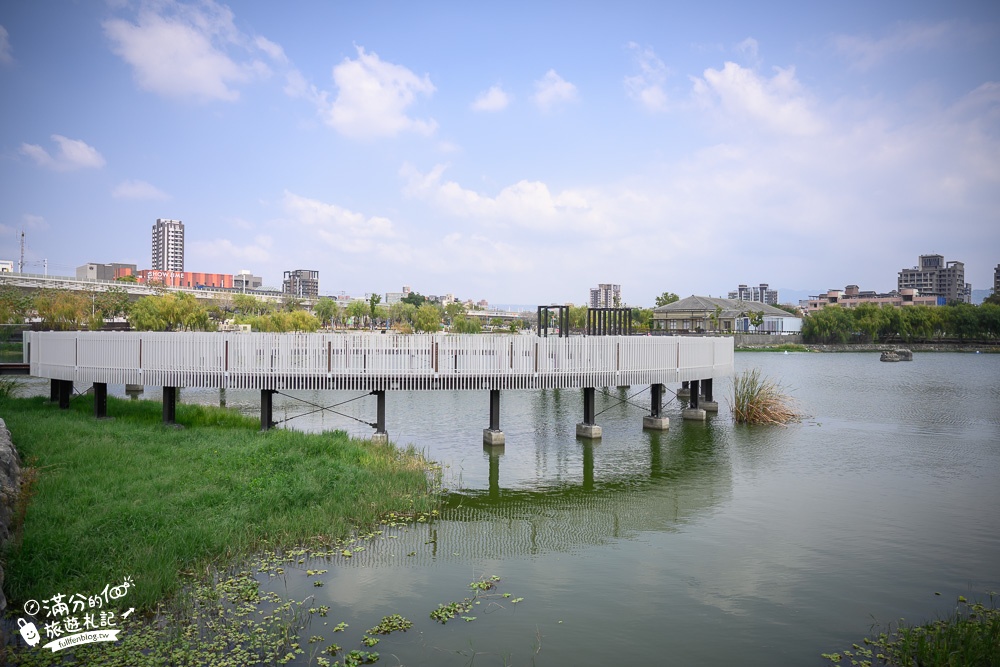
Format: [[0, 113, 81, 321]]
[[152, 218, 184, 272]]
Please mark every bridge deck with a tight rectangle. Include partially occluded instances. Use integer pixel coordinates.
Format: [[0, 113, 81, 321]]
[[25, 332, 734, 391]]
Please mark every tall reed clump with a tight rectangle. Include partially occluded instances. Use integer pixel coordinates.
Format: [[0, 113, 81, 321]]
[[730, 367, 799, 425]]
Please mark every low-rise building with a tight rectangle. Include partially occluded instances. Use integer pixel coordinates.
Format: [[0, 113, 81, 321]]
[[233, 270, 262, 291], [727, 283, 778, 305], [76, 262, 137, 281], [804, 285, 942, 313], [652, 295, 801, 334], [136, 270, 233, 289]]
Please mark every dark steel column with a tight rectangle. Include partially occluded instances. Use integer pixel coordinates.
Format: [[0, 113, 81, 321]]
[[374, 389, 387, 437], [651, 383, 663, 418], [50, 379, 59, 402], [583, 387, 596, 425], [58, 380, 72, 410], [260, 389, 275, 431], [489, 389, 501, 431], [94, 383, 108, 419], [163, 386, 177, 424], [689, 379, 700, 409], [703, 378, 714, 403]]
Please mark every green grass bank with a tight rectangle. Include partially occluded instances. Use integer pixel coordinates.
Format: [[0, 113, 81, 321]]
[[0, 393, 439, 613]]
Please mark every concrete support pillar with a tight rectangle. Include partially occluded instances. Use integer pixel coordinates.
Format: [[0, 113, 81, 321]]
[[371, 389, 388, 444], [643, 383, 669, 430], [576, 387, 602, 439], [700, 377, 719, 412], [162, 386, 178, 425], [483, 389, 505, 446], [682, 378, 706, 420], [58, 380, 72, 410], [677, 380, 691, 398], [219, 387, 226, 408], [93, 382, 108, 419], [125, 384, 143, 400], [260, 389, 275, 431]]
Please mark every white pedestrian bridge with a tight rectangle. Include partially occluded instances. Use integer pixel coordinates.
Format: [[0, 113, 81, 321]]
[[26, 331, 734, 441]]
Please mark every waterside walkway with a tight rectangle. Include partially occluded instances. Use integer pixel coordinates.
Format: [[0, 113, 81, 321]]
[[25, 332, 734, 444]]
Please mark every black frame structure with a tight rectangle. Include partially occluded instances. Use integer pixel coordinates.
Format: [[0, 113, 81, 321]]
[[537, 305, 569, 338], [586, 308, 632, 336]]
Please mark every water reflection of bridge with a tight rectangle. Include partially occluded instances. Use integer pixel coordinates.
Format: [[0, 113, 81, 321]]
[[328, 427, 731, 566], [26, 332, 733, 443]]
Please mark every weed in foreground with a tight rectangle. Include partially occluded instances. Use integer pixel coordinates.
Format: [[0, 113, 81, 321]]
[[822, 593, 1000, 667]]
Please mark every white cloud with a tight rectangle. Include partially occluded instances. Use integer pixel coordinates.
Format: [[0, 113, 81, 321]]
[[112, 179, 169, 200], [735, 37, 761, 68], [834, 21, 960, 70], [533, 69, 578, 112], [624, 43, 669, 112], [0, 25, 13, 65], [103, 0, 279, 101], [322, 46, 437, 139], [20, 135, 106, 171], [254, 35, 287, 64], [691, 62, 823, 136], [471, 85, 510, 112], [283, 190, 396, 253], [400, 163, 622, 237]]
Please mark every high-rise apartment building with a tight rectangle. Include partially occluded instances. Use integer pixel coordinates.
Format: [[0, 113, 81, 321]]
[[283, 269, 319, 298], [897, 254, 969, 303], [589, 283, 621, 308], [152, 219, 184, 272], [994, 264, 999, 295], [728, 283, 778, 305]]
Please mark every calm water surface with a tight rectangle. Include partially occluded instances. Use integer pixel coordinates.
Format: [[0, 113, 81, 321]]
[[26, 351, 1000, 665]]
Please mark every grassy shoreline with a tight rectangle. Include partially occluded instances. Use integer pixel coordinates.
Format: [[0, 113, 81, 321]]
[[0, 394, 439, 614]]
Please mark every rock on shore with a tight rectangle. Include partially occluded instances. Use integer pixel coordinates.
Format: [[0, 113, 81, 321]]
[[0, 417, 21, 614]]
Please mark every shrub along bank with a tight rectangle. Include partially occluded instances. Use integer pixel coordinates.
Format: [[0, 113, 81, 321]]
[[0, 394, 439, 612]]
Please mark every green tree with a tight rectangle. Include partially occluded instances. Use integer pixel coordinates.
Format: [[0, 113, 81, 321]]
[[94, 286, 131, 321], [708, 305, 723, 332], [655, 292, 680, 307], [747, 310, 764, 333], [569, 305, 587, 331], [368, 293, 382, 324], [346, 300, 368, 328], [127, 293, 215, 332], [0, 286, 32, 325], [282, 297, 304, 312], [413, 303, 442, 332], [389, 301, 416, 328], [233, 293, 273, 317], [444, 302, 465, 325], [114, 274, 138, 283], [34, 289, 88, 330], [452, 315, 481, 333], [853, 303, 886, 343], [314, 297, 339, 329], [402, 292, 426, 307]]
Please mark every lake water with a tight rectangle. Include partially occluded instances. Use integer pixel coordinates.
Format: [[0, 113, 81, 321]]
[[18, 351, 1000, 665]]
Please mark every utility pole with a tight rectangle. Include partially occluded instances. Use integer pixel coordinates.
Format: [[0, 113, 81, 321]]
[[19, 231, 24, 273]]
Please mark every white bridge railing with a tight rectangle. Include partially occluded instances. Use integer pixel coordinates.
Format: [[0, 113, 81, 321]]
[[26, 332, 734, 391]]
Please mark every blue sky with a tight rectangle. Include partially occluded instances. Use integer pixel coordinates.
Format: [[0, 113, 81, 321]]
[[1, 1, 998, 306]]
